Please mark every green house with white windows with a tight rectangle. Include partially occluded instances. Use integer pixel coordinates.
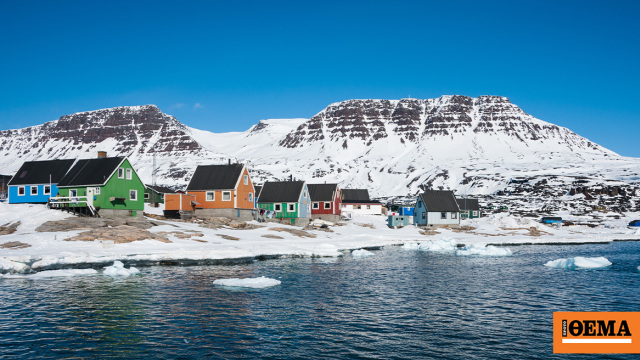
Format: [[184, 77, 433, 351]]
[[55, 154, 145, 217]]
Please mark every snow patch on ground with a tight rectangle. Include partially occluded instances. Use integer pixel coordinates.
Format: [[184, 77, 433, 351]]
[[213, 276, 281, 288], [351, 249, 375, 258], [103, 261, 140, 277], [456, 244, 512, 256], [544, 256, 612, 270], [402, 242, 420, 250]]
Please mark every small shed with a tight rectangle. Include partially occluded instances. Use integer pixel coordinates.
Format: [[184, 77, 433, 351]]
[[387, 215, 410, 228], [399, 207, 414, 216], [541, 217, 562, 224], [627, 220, 640, 227]]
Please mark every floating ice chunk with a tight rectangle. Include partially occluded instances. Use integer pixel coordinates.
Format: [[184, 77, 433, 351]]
[[544, 256, 612, 270], [103, 261, 140, 277], [456, 244, 512, 256], [213, 276, 281, 288], [402, 242, 420, 250], [419, 238, 457, 252], [3, 269, 98, 279], [351, 249, 375, 258]]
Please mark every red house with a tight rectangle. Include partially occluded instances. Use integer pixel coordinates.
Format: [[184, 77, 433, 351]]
[[308, 183, 341, 222]]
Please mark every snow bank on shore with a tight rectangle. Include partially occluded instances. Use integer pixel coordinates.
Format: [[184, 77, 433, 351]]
[[419, 238, 457, 252], [456, 244, 512, 256], [213, 276, 281, 288], [2, 269, 98, 279], [544, 256, 612, 270]]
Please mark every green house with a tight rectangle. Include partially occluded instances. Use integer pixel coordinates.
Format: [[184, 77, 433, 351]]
[[144, 185, 176, 204], [456, 198, 481, 219], [256, 181, 311, 225], [56, 156, 145, 217]]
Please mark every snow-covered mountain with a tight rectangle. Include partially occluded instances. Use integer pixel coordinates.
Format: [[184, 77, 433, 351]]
[[1, 96, 639, 197]]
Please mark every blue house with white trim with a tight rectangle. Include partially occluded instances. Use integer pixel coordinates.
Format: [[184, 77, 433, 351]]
[[8, 159, 75, 204]]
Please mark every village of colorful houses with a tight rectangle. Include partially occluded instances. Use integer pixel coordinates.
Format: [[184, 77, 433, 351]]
[[0, 152, 481, 228]]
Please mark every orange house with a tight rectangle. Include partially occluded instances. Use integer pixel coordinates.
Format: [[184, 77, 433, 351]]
[[180, 163, 255, 220]]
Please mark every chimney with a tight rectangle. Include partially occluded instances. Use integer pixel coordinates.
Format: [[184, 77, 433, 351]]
[[228, 159, 231, 165], [289, 174, 293, 181], [97, 151, 107, 158]]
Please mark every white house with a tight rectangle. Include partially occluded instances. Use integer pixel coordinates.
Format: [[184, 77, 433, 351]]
[[414, 190, 460, 227], [340, 189, 383, 216]]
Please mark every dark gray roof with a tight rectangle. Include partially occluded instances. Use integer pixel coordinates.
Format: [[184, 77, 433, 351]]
[[456, 198, 480, 211], [341, 189, 380, 204], [257, 181, 305, 203], [254, 185, 262, 198], [8, 159, 76, 186], [58, 157, 125, 186], [308, 183, 338, 202], [419, 191, 460, 212], [146, 185, 177, 194], [186, 164, 244, 191]]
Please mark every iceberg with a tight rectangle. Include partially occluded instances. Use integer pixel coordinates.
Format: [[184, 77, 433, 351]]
[[418, 238, 457, 252], [456, 244, 512, 256], [544, 256, 612, 270], [103, 261, 140, 277], [213, 276, 281, 288], [351, 249, 375, 258]]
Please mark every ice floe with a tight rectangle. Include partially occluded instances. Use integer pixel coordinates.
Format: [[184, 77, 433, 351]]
[[103, 261, 140, 277], [351, 249, 375, 258], [213, 276, 281, 288], [2, 269, 98, 279], [419, 238, 457, 252], [402, 242, 420, 250], [544, 256, 612, 270], [456, 244, 512, 256]]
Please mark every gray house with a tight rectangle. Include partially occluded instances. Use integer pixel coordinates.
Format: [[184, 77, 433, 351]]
[[414, 190, 460, 227], [456, 198, 481, 219]]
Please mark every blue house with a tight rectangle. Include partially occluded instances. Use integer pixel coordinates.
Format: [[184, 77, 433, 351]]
[[8, 159, 75, 204]]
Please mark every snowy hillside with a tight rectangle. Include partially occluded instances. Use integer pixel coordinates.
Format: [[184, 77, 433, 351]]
[[1, 97, 639, 197]]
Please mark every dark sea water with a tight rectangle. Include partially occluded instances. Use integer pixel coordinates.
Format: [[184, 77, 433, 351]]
[[1, 241, 639, 359]]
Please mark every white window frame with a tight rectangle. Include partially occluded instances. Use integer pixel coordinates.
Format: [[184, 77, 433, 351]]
[[422, 212, 426, 220], [366, 205, 371, 209], [303, 190, 308, 198], [94, 187, 100, 195], [70, 189, 77, 197], [288, 203, 296, 212], [307, 204, 310, 213], [248, 193, 253, 202], [144, 192, 150, 200], [452, 212, 457, 219], [274, 204, 282, 212], [243, 175, 248, 185], [43, 185, 51, 195], [118, 168, 124, 179], [18, 186, 25, 196], [30, 186, 38, 196], [312, 202, 319, 209], [130, 190, 137, 201], [126, 168, 132, 180], [206, 191, 215, 201], [472, 210, 478, 217], [324, 202, 331, 209], [222, 191, 231, 201]]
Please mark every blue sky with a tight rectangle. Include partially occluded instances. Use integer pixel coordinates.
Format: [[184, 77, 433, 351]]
[[1, 1, 639, 156]]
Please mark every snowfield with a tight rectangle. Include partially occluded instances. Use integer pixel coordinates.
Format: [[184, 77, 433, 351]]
[[0, 202, 639, 274]]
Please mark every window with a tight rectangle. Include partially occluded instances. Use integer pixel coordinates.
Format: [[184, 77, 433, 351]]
[[118, 168, 124, 179], [18, 186, 25, 196], [206, 191, 215, 201], [274, 204, 282, 212], [126, 168, 132, 180], [422, 212, 426, 220], [313, 202, 319, 209], [44, 186, 51, 195], [307, 204, 310, 213], [248, 193, 253, 202], [366, 205, 371, 210], [94, 187, 100, 195], [472, 211, 478, 217], [288, 203, 295, 212], [355, 205, 361, 209], [222, 191, 231, 201], [144, 193, 150, 200], [452, 212, 457, 219], [130, 190, 137, 201], [342, 204, 346, 209], [324, 202, 331, 209], [70, 189, 77, 197], [243, 175, 248, 185], [31, 186, 38, 196], [303, 190, 308, 198], [417, 200, 422, 208], [441, 212, 447, 219]]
